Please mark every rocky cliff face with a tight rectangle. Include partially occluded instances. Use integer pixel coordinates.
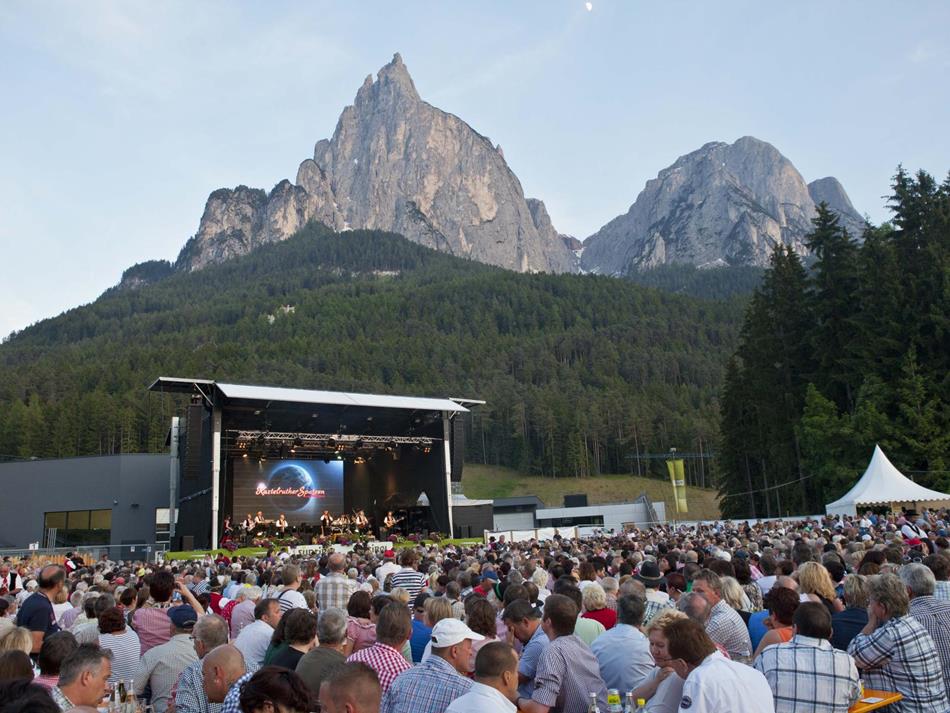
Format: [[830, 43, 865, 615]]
[[807, 177, 866, 236], [177, 54, 575, 274], [581, 137, 864, 275]]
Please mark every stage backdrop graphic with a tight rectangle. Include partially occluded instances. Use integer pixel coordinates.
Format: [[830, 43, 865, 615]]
[[232, 459, 343, 524]]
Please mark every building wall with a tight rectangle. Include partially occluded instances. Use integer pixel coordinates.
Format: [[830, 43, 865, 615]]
[[535, 502, 657, 531], [0, 454, 170, 549], [493, 511, 536, 531]]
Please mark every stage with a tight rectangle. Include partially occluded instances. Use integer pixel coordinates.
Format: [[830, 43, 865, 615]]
[[149, 378, 482, 550]]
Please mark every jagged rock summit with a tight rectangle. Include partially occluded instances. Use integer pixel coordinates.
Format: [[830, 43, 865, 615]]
[[580, 136, 865, 275], [175, 54, 577, 275]]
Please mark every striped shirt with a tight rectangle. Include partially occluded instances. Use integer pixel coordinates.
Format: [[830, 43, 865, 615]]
[[99, 628, 142, 684], [382, 654, 472, 713], [389, 568, 427, 600], [134, 633, 199, 713], [347, 642, 412, 692], [848, 615, 950, 713], [275, 587, 308, 613], [754, 634, 860, 712]]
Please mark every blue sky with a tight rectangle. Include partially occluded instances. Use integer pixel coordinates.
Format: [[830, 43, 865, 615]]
[[2, 1, 948, 337]]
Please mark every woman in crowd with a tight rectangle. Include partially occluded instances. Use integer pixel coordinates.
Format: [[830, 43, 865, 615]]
[[581, 582, 617, 629], [752, 586, 799, 659], [33, 631, 78, 689], [629, 609, 688, 713], [797, 561, 844, 616], [0, 650, 33, 683], [344, 591, 376, 655], [733, 558, 763, 612], [0, 627, 31, 656], [98, 606, 140, 683], [239, 665, 315, 713], [270, 609, 317, 671], [420, 596, 457, 663], [463, 596, 498, 671], [664, 572, 686, 604], [720, 576, 752, 624]]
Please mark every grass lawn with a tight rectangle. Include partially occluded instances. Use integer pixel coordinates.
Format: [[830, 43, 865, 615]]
[[462, 463, 721, 521]]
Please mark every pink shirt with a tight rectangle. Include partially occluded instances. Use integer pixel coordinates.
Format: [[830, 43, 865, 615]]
[[131, 605, 172, 655]]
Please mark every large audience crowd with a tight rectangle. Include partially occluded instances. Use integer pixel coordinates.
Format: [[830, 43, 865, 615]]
[[0, 507, 949, 713]]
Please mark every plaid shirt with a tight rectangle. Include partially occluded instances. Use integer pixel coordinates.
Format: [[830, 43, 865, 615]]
[[909, 596, 950, 702], [532, 633, 608, 713], [706, 599, 752, 660], [175, 657, 223, 713], [220, 671, 253, 713], [347, 642, 412, 692], [382, 654, 472, 713], [848, 615, 950, 713], [316, 572, 358, 611], [50, 686, 73, 712], [934, 580, 950, 602], [754, 634, 859, 713], [643, 593, 674, 626]]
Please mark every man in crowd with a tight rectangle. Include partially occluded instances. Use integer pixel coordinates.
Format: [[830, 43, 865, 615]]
[[666, 618, 774, 712], [234, 598, 282, 672], [50, 644, 113, 712], [295, 608, 348, 695], [275, 564, 308, 613], [134, 604, 199, 713], [72, 593, 115, 645], [754, 602, 860, 712], [636, 561, 673, 626], [554, 582, 604, 646], [319, 662, 382, 713], [409, 592, 432, 662], [375, 551, 400, 585], [591, 593, 653, 695], [848, 572, 949, 713], [316, 554, 358, 611], [381, 618, 480, 713], [174, 613, 230, 713], [446, 641, 520, 713], [516, 593, 608, 713], [228, 585, 261, 639], [346, 601, 412, 692], [924, 554, 950, 601], [201, 645, 249, 713], [0, 563, 22, 596], [502, 599, 549, 699], [190, 569, 210, 597], [899, 563, 950, 702], [690, 569, 752, 660], [16, 564, 65, 654]]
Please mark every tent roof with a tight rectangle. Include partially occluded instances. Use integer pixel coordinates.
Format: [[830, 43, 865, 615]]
[[826, 445, 950, 514]]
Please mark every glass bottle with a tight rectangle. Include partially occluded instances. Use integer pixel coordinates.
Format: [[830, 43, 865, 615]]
[[607, 689, 622, 713], [624, 692, 635, 713], [587, 692, 602, 713]]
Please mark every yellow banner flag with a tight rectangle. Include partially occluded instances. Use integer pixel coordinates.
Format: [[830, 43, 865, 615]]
[[666, 459, 688, 514]]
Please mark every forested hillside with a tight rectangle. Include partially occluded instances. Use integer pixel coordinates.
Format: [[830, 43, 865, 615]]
[[719, 169, 950, 517], [0, 224, 744, 482]]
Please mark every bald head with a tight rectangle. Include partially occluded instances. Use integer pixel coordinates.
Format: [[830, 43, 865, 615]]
[[775, 575, 798, 591], [202, 645, 246, 703], [328, 553, 346, 573]]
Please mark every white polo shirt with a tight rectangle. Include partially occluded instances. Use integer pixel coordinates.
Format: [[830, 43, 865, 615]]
[[679, 651, 774, 713], [445, 682, 517, 713]]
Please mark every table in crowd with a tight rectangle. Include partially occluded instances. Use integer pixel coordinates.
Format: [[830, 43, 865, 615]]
[[0, 507, 948, 713]]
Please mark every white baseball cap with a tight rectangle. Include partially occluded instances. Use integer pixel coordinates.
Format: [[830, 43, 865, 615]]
[[430, 618, 485, 648]]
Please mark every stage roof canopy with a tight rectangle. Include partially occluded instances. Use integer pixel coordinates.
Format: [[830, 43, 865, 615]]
[[149, 377, 469, 414], [825, 444, 950, 516]]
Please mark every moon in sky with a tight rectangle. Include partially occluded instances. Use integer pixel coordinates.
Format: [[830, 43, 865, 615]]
[[585, 2, 593, 11]]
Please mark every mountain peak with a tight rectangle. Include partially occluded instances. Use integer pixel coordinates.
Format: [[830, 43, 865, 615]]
[[355, 52, 420, 106]]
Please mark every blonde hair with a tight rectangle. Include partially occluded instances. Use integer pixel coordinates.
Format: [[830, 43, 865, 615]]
[[797, 562, 837, 602], [424, 597, 453, 627], [647, 608, 688, 634], [0, 627, 32, 655], [719, 576, 748, 611], [390, 587, 410, 606], [531, 568, 549, 589], [581, 582, 606, 611]]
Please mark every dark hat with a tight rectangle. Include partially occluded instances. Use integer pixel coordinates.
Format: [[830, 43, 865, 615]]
[[635, 561, 664, 587], [168, 604, 198, 630]]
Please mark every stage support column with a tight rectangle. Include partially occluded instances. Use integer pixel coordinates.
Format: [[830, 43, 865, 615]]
[[443, 412, 454, 538], [169, 416, 180, 540], [211, 405, 222, 550]]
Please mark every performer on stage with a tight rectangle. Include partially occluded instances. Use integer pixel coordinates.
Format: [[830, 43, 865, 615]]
[[320, 509, 333, 536], [276, 513, 288, 534], [354, 509, 369, 531], [243, 512, 255, 532], [254, 510, 266, 526], [223, 516, 233, 537]]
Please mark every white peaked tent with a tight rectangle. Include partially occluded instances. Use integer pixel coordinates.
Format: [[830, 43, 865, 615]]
[[825, 444, 950, 516]]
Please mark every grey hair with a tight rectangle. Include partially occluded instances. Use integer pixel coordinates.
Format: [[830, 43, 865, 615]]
[[677, 592, 711, 625], [317, 607, 348, 645], [193, 614, 229, 649], [58, 644, 112, 686], [898, 563, 936, 597], [867, 573, 910, 617]]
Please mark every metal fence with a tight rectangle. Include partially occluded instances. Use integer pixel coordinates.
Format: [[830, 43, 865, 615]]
[[0, 543, 168, 564]]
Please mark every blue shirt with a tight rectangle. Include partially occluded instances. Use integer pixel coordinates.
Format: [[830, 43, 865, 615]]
[[748, 609, 769, 651], [382, 654, 472, 713], [16, 591, 60, 639], [830, 607, 868, 651], [410, 619, 432, 663], [590, 623, 654, 695], [518, 623, 550, 698]]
